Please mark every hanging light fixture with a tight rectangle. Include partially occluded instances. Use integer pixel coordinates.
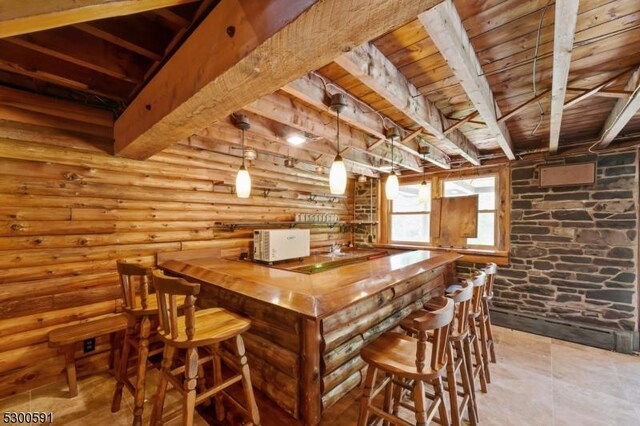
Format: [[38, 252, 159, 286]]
[[232, 114, 251, 198], [329, 94, 347, 195], [418, 152, 429, 203], [385, 127, 400, 200]]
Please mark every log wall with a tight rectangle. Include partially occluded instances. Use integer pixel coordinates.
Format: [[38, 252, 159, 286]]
[[0, 135, 352, 399]]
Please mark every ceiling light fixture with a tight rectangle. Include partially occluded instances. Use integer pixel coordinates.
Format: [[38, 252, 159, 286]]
[[418, 152, 429, 203], [385, 127, 400, 200], [286, 133, 307, 145], [329, 94, 348, 195], [232, 114, 251, 198]]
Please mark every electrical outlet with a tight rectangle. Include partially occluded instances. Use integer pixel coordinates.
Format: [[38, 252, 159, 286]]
[[83, 337, 96, 353]]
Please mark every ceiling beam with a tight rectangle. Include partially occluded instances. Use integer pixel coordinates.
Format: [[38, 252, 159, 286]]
[[114, 0, 445, 160], [244, 91, 422, 172], [335, 42, 480, 165], [0, 0, 199, 38], [419, 1, 514, 160], [597, 66, 640, 149], [548, 0, 580, 153], [282, 73, 447, 169]]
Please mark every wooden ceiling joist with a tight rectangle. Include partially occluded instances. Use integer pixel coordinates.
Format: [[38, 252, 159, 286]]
[[335, 42, 480, 165], [597, 66, 640, 148], [0, 0, 199, 38], [548, 0, 580, 154], [114, 0, 445, 160], [244, 91, 422, 172], [419, 1, 515, 160]]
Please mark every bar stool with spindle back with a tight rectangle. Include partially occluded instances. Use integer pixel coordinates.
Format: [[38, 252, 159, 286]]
[[481, 263, 498, 368], [112, 260, 166, 426], [358, 297, 454, 426], [468, 271, 489, 393], [149, 269, 260, 426], [400, 280, 478, 426]]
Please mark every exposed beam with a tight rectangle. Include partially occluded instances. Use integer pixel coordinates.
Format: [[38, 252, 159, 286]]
[[548, 0, 580, 153], [0, 0, 199, 38], [444, 111, 478, 134], [114, 0, 445, 160], [563, 69, 632, 110], [598, 67, 640, 149], [419, 1, 515, 160], [336, 42, 480, 165], [497, 91, 550, 123], [566, 88, 633, 99], [244, 91, 422, 172], [282, 74, 447, 169]]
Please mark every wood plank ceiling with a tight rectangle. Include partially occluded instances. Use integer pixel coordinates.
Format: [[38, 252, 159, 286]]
[[1, 0, 639, 174]]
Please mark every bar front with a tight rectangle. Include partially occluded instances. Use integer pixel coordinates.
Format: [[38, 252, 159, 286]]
[[159, 248, 460, 425]]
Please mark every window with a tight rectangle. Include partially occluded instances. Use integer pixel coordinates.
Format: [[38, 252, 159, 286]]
[[443, 176, 496, 247], [390, 183, 431, 243]]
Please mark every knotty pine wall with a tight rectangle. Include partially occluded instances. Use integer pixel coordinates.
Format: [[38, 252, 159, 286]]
[[0, 135, 353, 398]]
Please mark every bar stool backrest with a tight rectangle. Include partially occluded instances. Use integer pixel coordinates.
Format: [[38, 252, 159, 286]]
[[470, 271, 487, 315], [116, 260, 153, 311], [448, 279, 473, 337], [152, 270, 200, 341], [484, 263, 497, 297], [410, 296, 454, 372]]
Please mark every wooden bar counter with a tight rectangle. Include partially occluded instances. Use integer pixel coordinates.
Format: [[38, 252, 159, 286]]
[[159, 248, 461, 425]]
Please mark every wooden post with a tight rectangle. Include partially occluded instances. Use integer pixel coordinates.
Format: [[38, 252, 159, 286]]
[[300, 317, 322, 425]]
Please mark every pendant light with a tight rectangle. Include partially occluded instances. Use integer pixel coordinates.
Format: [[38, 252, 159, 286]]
[[329, 94, 347, 195], [418, 152, 429, 203], [232, 114, 251, 198], [385, 127, 400, 200]]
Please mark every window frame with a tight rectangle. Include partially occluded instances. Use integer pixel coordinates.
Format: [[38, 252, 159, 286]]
[[388, 181, 432, 245], [441, 174, 498, 249], [379, 165, 508, 254]]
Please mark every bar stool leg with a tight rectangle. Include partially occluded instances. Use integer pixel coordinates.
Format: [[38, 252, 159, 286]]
[[382, 373, 394, 426], [234, 335, 260, 426], [413, 380, 427, 426], [358, 366, 377, 426], [469, 320, 488, 393], [445, 343, 460, 426], [183, 347, 199, 426], [483, 300, 497, 363], [150, 345, 176, 426], [133, 316, 151, 426], [433, 376, 449, 426], [211, 343, 225, 422], [112, 317, 135, 413], [63, 344, 78, 397], [477, 314, 491, 384], [456, 339, 477, 425]]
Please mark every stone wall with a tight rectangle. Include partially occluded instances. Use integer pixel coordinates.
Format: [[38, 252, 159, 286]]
[[354, 179, 378, 246], [494, 150, 638, 332]]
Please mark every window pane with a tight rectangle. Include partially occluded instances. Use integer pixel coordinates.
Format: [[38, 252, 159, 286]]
[[392, 184, 430, 213], [443, 176, 496, 210], [467, 212, 495, 246], [391, 214, 430, 242]]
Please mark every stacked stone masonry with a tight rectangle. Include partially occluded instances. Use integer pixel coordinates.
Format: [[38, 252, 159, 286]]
[[354, 179, 378, 246], [493, 151, 638, 331]]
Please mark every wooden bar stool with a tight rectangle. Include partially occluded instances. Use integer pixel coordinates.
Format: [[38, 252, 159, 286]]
[[149, 270, 260, 426], [400, 280, 478, 426], [468, 271, 489, 392], [111, 261, 166, 426], [481, 263, 498, 366], [358, 297, 454, 426]]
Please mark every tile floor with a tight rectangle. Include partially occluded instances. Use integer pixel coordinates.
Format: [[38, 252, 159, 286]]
[[1, 326, 638, 425]]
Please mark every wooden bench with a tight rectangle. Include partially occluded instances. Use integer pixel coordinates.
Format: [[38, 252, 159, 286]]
[[48, 314, 128, 397]]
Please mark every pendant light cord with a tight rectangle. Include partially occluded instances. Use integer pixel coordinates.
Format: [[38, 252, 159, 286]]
[[241, 128, 246, 167], [336, 111, 340, 154], [390, 136, 394, 173]]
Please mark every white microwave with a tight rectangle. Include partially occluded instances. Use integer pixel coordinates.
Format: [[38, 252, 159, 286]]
[[253, 229, 310, 262]]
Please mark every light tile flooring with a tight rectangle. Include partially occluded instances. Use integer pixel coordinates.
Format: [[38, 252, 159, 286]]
[[1, 326, 639, 425]]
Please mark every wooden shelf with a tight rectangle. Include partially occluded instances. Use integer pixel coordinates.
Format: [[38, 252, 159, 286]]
[[213, 220, 375, 231]]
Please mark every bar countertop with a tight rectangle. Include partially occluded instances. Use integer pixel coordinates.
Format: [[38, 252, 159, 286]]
[[159, 249, 461, 319]]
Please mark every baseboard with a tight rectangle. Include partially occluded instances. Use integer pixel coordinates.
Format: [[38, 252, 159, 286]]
[[490, 308, 639, 354]]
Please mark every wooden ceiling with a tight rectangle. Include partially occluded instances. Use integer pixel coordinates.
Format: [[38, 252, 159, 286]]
[[1, 0, 639, 175], [0, 0, 217, 113]]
